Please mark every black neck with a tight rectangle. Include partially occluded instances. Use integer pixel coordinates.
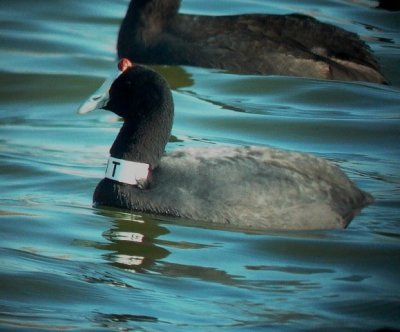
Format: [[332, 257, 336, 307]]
[[110, 112, 173, 170], [118, 0, 181, 59]]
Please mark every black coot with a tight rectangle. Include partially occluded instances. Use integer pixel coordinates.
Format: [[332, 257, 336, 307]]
[[78, 59, 373, 231], [117, 0, 386, 83]]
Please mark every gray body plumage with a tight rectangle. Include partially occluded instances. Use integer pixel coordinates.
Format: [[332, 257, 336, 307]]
[[94, 146, 373, 231]]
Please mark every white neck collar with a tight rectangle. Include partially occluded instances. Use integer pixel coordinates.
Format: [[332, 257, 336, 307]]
[[105, 156, 150, 186]]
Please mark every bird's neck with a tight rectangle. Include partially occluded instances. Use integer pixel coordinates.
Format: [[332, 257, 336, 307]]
[[110, 116, 172, 170], [118, 0, 181, 55]]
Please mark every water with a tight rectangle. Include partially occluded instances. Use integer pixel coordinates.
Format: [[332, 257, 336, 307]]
[[0, 0, 399, 330]]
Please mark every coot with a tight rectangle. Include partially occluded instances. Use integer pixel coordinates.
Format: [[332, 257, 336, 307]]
[[377, 0, 400, 11], [117, 0, 386, 83], [78, 59, 373, 231]]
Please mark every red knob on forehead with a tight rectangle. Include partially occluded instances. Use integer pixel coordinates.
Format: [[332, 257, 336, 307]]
[[118, 58, 134, 72]]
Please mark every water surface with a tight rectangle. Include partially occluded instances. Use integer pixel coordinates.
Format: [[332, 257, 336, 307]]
[[0, 0, 400, 330]]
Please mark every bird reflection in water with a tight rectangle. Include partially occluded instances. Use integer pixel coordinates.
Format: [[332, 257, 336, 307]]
[[95, 209, 170, 272]]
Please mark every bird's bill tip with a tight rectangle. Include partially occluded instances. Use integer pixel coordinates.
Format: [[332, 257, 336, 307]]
[[77, 69, 122, 114], [77, 92, 109, 114]]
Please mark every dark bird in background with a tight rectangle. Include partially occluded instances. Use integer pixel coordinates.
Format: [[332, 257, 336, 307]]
[[377, 0, 400, 11], [118, 0, 386, 83]]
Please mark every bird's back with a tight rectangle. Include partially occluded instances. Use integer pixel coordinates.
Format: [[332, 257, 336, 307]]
[[97, 146, 373, 231]]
